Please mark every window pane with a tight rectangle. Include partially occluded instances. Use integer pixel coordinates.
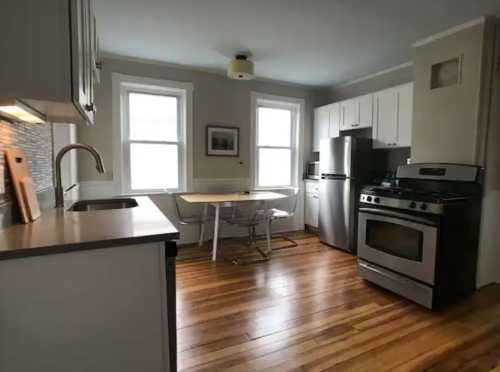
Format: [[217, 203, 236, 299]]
[[129, 93, 178, 141], [258, 148, 291, 187], [130, 143, 178, 190], [258, 107, 292, 147]]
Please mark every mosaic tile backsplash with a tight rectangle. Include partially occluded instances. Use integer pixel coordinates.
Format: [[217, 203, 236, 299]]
[[0, 120, 53, 207]]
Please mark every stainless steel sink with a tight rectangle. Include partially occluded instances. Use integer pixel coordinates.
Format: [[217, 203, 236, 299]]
[[67, 198, 138, 212]]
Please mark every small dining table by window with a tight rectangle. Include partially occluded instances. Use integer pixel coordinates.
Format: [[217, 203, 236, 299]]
[[180, 191, 287, 261]]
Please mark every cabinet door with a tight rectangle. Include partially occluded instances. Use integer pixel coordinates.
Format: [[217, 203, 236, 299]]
[[373, 88, 398, 149], [71, 0, 95, 124], [340, 98, 359, 130], [358, 94, 373, 129], [329, 103, 341, 138], [313, 106, 330, 152], [89, 0, 101, 85], [305, 193, 319, 228], [396, 83, 413, 147]]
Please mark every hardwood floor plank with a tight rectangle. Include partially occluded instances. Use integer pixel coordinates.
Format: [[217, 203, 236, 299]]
[[176, 234, 500, 372]]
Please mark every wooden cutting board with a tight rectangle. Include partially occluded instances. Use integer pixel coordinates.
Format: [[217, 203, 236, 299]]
[[5, 148, 34, 223], [20, 177, 41, 221]]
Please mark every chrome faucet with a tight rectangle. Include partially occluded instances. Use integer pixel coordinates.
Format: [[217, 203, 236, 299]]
[[55, 143, 105, 208]]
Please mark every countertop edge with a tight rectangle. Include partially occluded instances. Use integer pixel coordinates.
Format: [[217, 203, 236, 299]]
[[0, 232, 180, 261], [0, 196, 180, 261]]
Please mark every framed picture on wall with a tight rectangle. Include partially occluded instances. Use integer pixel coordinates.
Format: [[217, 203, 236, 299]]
[[206, 125, 239, 157]]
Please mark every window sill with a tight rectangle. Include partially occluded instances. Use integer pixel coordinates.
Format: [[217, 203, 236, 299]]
[[118, 190, 178, 197]]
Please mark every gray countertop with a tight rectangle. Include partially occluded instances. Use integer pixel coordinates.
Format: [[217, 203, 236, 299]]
[[0, 196, 179, 260]]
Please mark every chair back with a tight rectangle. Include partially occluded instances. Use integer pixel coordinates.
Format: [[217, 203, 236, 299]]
[[272, 187, 299, 215], [171, 192, 206, 224], [224, 199, 271, 226]]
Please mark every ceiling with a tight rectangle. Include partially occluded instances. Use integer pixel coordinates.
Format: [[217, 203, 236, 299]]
[[95, 0, 500, 87]]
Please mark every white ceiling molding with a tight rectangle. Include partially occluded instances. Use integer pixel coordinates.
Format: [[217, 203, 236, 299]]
[[412, 16, 486, 47], [100, 52, 316, 90], [335, 62, 414, 89]]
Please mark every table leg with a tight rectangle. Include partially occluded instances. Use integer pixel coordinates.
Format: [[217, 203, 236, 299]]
[[199, 203, 208, 247], [212, 204, 220, 261]]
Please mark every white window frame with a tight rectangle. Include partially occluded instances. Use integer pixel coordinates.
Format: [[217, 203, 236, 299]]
[[250, 92, 304, 189], [112, 73, 193, 195]]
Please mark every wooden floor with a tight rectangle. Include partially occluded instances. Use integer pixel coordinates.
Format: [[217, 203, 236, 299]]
[[176, 233, 500, 371]]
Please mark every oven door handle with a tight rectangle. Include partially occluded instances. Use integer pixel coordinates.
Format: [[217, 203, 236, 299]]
[[358, 207, 437, 226]]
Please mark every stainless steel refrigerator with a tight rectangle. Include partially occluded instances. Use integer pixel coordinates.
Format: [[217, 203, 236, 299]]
[[319, 136, 372, 254]]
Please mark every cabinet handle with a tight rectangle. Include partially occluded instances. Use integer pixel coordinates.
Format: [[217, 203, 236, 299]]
[[84, 103, 97, 113]]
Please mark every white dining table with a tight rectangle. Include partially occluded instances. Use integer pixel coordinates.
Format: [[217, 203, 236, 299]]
[[180, 191, 287, 261]]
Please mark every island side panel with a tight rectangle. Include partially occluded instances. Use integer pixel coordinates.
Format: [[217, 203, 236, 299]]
[[164, 241, 177, 371], [0, 243, 171, 372]]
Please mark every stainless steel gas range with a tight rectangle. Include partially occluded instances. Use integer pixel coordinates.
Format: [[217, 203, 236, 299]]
[[357, 163, 482, 309]]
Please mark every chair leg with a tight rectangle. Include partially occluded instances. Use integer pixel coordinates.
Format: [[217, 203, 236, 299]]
[[265, 218, 272, 254], [199, 204, 208, 247], [198, 222, 205, 247], [255, 219, 298, 250], [229, 224, 271, 265]]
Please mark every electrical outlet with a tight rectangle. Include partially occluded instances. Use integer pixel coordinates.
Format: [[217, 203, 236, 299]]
[[0, 165, 5, 194]]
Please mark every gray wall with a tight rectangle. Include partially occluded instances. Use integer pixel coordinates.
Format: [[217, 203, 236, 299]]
[[78, 57, 316, 182], [411, 23, 486, 164]]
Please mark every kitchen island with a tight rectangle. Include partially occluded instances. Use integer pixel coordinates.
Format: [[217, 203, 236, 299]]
[[0, 196, 179, 372]]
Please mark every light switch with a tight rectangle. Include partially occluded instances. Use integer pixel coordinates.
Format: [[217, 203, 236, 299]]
[[0, 165, 5, 194]]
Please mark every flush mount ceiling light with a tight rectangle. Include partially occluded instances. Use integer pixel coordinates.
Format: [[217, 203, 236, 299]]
[[227, 54, 255, 80], [0, 99, 46, 124]]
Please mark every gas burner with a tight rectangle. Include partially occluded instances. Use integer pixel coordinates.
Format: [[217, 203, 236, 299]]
[[361, 186, 468, 204]]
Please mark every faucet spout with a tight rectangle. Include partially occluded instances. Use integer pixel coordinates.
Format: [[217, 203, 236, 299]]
[[55, 143, 105, 208]]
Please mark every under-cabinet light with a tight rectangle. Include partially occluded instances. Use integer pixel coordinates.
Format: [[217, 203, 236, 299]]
[[0, 99, 46, 124]]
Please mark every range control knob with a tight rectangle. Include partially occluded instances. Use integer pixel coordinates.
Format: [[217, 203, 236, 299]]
[[374, 197, 380, 203], [409, 202, 416, 209], [420, 203, 428, 211], [366, 196, 372, 202]]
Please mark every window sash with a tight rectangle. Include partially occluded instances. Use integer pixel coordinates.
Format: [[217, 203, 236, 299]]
[[257, 147, 292, 187], [255, 102, 298, 188], [127, 91, 180, 142], [122, 87, 185, 193]]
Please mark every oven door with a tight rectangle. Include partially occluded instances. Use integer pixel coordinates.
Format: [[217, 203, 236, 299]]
[[358, 207, 438, 285]]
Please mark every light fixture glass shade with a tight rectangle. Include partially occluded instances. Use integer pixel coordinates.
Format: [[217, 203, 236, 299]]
[[0, 99, 46, 124], [228, 57, 254, 80]]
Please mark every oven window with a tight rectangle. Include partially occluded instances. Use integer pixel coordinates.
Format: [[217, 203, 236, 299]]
[[366, 220, 423, 261]]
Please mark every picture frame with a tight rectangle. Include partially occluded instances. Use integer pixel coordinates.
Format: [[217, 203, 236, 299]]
[[206, 125, 239, 157]]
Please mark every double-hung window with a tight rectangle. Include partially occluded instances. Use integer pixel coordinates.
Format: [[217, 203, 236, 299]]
[[114, 74, 193, 194], [252, 93, 303, 188]]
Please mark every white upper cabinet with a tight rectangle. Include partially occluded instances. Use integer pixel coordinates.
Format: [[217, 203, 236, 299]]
[[313, 103, 340, 152], [373, 82, 414, 149], [358, 94, 374, 129], [329, 103, 341, 138], [373, 88, 398, 148], [0, 0, 100, 125], [340, 94, 373, 130], [314, 84, 413, 152], [340, 98, 358, 130], [397, 83, 413, 148], [313, 105, 330, 152]]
